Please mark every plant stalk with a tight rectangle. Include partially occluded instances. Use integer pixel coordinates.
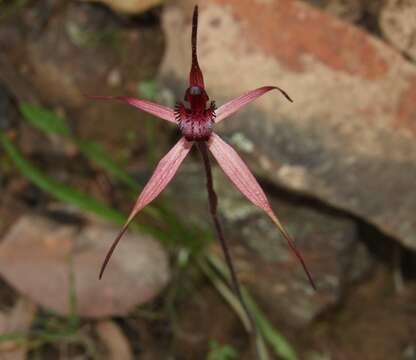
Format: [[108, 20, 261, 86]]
[[197, 141, 257, 336]]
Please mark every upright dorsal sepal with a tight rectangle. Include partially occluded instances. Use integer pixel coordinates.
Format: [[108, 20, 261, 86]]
[[189, 5, 205, 88]]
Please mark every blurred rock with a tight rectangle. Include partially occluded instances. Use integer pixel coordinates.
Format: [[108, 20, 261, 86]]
[[96, 320, 133, 360], [24, 3, 123, 108], [325, 0, 362, 22], [302, 0, 383, 26], [305, 0, 364, 22], [380, 0, 416, 62], [82, 0, 164, 15], [0, 1, 164, 145], [160, 0, 416, 251], [0, 215, 170, 318], [169, 164, 373, 327]]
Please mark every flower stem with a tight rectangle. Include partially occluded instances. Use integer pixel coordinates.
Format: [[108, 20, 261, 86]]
[[197, 141, 257, 337]]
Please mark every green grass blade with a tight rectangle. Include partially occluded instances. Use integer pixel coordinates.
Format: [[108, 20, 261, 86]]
[[198, 258, 251, 331], [17, 103, 208, 251], [67, 254, 80, 331], [243, 290, 297, 360], [1, 131, 122, 221], [0, 131, 161, 238], [19, 102, 172, 222], [19, 103, 71, 137], [138, 80, 157, 100], [137, 81, 159, 165], [205, 254, 298, 360], [76, 140, 138, 190], [19, 103, 139, 190], [0, 332, 27, 344], [207, 340, 239, 360]]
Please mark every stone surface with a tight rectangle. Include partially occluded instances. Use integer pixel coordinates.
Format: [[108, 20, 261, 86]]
[[380, 0, 416, 62], [0, 1, 164, 146], [0, 215, 170, 318], [306, 0, 364, 22], [0, 297, 37, 360], [96, 320, 133, 360], [169, 164, 372, 327], [23, 2, 160, 107], [302, 0, 383, 24], [159, 0, 416, 251]]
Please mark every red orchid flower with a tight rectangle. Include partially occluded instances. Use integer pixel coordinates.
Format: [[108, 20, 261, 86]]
[[89, 6, 315, 291]]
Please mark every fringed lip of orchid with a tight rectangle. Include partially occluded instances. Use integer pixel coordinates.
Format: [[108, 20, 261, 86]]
[[88, 5, 315, 290]]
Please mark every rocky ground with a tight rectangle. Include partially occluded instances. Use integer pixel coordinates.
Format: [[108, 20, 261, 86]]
[[0, 0, 416, 359]]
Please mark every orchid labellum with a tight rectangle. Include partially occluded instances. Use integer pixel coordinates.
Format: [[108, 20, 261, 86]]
[[89, 5, 315, 311]]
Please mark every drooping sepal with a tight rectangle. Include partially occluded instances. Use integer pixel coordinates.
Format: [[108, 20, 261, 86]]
[[208, 133, 315, 289], [99, 137, 193, 278]]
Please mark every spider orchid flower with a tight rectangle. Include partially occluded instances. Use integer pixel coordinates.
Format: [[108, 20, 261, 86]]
[[89, 5, 315, 289]]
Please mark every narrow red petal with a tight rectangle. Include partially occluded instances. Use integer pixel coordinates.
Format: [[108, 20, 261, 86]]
[[215, 86, 293, 123], [208, 133, 315, 289], [86, 95, 177, 124], [99, 137, 193, 278], [189, 5, 205, 88]]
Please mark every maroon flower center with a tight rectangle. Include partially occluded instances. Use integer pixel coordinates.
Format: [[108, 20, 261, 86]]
[[175, 86, 216, 142]]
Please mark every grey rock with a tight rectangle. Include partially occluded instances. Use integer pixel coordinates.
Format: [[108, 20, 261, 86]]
[[380, 0, 416, 62], [159, 0, 416, 251], [170, 164, 373, 327]]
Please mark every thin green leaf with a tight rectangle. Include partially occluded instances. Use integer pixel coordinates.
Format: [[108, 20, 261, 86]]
[[77, 140, 168, 222], [138, 80, 157, 101], [76, 140, 138, 190], [207, 340, 239, 360], [137, 81, 159, 164], [198, 258, 251, 331], [67, 253, 80, 331], [19, 103, 71, 137], [0, 132, 162, 239], [0, 0, 28, 20], [17, 103, 208, 252], [200, 256, 269, 360], [76, 140, 199, 231], [0, 332, 27, 344], [243, 291, 297, 360], [206, 254, 297, 360], [19, 103, 139, 189]]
